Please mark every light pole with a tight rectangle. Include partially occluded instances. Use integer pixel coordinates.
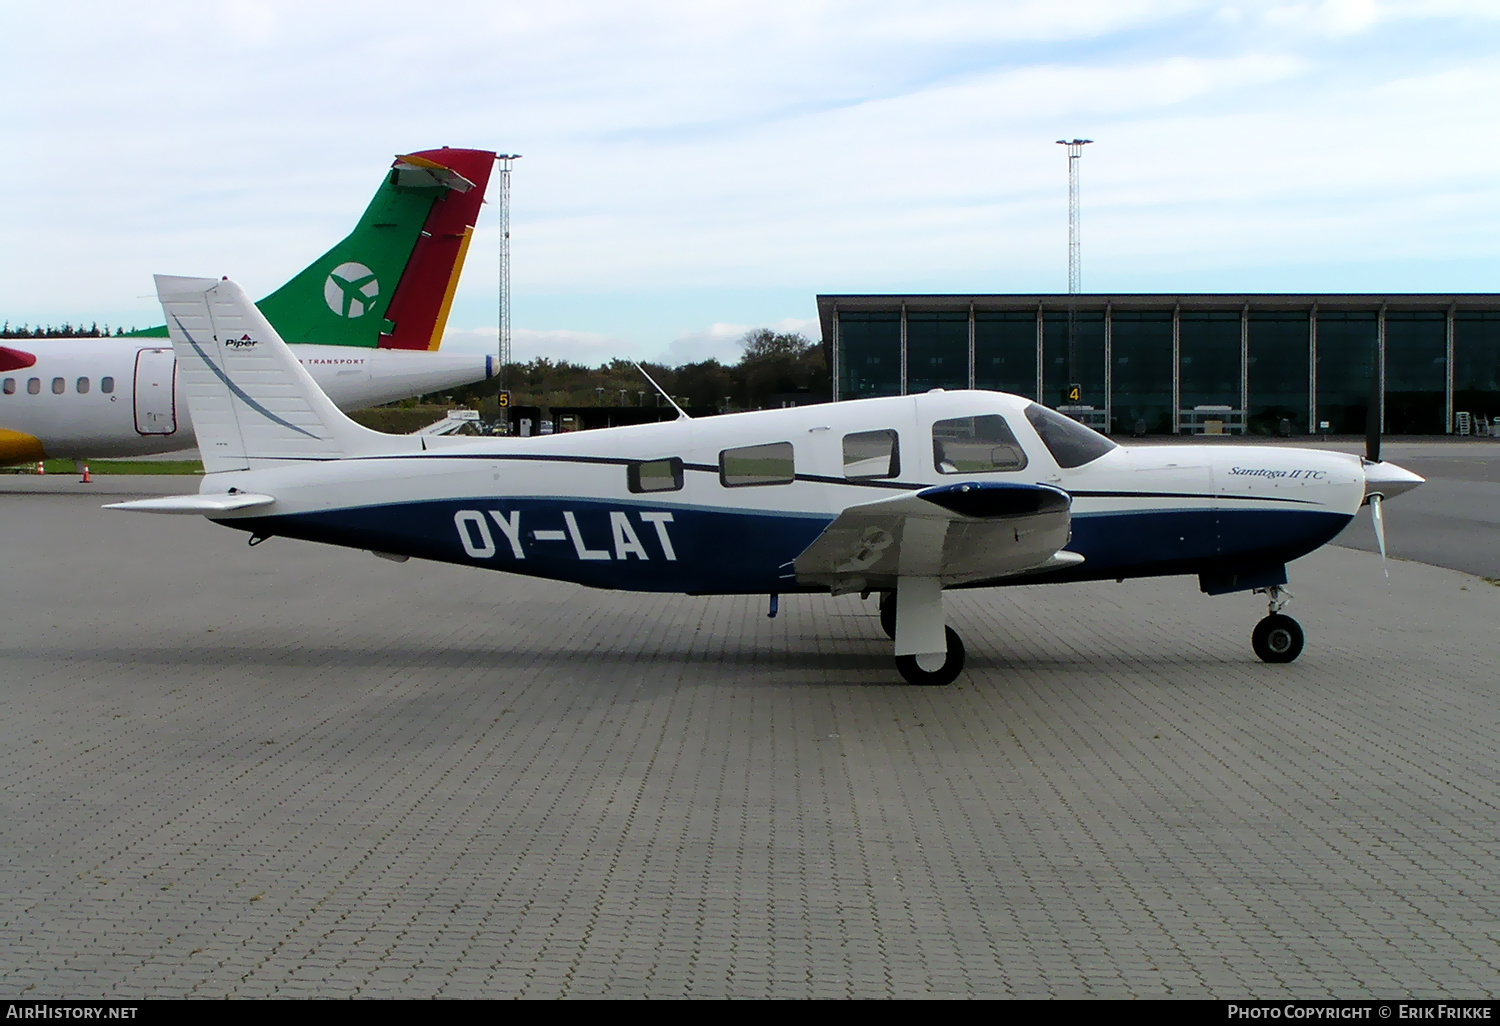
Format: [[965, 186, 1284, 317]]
[[495, 154, 521, 399], [1055, 139, 1092, 406]]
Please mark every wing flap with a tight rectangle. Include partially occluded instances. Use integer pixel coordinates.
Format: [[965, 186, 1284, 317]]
[[794, 481, 1074, 590]]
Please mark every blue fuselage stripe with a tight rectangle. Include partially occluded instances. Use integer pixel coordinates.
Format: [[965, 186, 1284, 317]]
[[228, 499, 1353, 595]]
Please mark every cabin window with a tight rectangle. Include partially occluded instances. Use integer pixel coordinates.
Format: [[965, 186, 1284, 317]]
[[842, 429, 900, 479], [2, 378, 13, 395], [52, 377, 65, 395], [1024, 403, 1117, 468], [628, 457, 684, 493], [720, 441, 795, 487], [76, 377, 89, 394], [27, 378, 40, 395], [932, 415, 1028, 474], [101, 376, 115, 394]]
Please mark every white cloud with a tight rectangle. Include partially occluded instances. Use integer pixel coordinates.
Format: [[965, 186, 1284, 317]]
[[6, 0, 1500, 334]]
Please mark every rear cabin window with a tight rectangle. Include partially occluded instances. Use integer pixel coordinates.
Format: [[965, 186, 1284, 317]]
[[27, 378, 40, 395], [842, 429, 900, 479], [932, 415, 1028, 474], [51, 377, 65, 395], [628, 457, 684, 493], [720, 441, 795, 487], [101, 376, 115, 394], [76, 377, 89, 394], [1024, 403, 1117, 468], [2, 378, 13, 395]]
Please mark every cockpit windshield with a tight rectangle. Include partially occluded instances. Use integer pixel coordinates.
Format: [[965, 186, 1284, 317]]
[[1023, 404, 1118, 468]]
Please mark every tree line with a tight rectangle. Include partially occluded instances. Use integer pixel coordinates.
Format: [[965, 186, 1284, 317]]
[[1, 323, 134, 339], [439, 328, 830, 416]]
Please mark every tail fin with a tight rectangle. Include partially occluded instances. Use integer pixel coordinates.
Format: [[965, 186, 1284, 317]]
[[132, 148, 496, 351], [157, 275, 403, 472]]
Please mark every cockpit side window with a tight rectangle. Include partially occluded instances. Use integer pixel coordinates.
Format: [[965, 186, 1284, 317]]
[[931, 415, 1028, 474], [842, 429, 900, 479], [1024, 403, 1117, 468]]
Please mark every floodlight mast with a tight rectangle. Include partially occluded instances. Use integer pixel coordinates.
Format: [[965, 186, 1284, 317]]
[[495, 154, 521, 400], [1056, 138, 1092, 407]]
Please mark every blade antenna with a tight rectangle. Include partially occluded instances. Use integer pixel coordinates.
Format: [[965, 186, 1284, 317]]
[[632, 360, 690, 421]]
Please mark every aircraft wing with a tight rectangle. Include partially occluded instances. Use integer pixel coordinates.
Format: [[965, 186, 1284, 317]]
[[793, 481, 1079, 592]]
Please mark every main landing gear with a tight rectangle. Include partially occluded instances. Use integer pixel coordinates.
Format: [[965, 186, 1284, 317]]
[[878, 587, 967, 686], [1251, 585, 1304, 664]]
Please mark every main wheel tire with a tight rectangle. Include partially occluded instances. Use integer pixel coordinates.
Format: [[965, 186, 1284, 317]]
[[878, 592, 896, 639], [895, 627, 966, 686], [1252, 614, 1304, 664]]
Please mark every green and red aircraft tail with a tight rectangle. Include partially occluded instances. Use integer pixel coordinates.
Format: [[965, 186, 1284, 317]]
[[129, 147, 496, 350]]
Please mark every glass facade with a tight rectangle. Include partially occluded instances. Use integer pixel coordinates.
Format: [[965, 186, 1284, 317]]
[[1247, 311, 1308, 436], [1179, 311, 1241, 412], [838, 312, 900, 400], [1385, 312, 1446, 434], [974, 311, 1037, 399], [1042, 311, 1104, 408], [1315, 311, 1378, 434], [1110, 311, 1173, 434], [1454, 313, 1500, 422], [828, 298, 1500, 434], [905, 311, 969, 392]]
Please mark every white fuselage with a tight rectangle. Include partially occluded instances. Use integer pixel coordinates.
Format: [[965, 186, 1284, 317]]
[[196, 390, 1374, 595], [0, 338, 491, 460]]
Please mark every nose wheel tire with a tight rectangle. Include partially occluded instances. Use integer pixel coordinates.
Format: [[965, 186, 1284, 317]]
[[895, 627, 966, 686], [878, 592, 896, 639], [1252, 614, 1304, 664]]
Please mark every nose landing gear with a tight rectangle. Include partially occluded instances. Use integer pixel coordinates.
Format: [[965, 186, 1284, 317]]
[[1251, 585, 1304, 663]]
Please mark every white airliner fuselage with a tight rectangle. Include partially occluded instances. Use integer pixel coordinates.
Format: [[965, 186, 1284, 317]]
[[0, 338, 492, 461]]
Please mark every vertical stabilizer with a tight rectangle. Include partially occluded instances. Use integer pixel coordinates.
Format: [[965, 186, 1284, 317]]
[[156, 275, 396, 472], [130, 148, 496, 351]]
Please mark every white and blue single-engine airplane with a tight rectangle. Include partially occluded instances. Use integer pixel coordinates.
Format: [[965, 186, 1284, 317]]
[[109, 276, 1425, 685]]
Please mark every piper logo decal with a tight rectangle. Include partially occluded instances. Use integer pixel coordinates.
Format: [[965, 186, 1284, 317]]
[[224, 334, 259, 350], [324, 262, 379, 318]]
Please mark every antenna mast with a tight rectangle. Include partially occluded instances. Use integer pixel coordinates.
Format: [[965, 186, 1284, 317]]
[[495, 154, 521, 392]]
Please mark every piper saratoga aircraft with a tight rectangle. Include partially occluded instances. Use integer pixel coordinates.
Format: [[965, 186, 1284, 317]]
[[0, 148, 498, 469], [109, 275, 1425, 685]]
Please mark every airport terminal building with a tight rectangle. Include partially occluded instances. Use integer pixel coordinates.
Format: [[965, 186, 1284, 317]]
[[817, 294, 1500, 435]]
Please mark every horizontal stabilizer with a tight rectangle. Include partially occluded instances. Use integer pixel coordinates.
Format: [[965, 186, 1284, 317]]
[[104, 492, 276, 515], [795, 481, 1074, 590]]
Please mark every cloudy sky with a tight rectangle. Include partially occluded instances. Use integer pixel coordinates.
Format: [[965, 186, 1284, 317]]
[[5, 1, 1500, 365]]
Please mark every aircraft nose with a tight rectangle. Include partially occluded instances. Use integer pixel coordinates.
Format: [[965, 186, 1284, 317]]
[[1363, 459, 1424, 502]]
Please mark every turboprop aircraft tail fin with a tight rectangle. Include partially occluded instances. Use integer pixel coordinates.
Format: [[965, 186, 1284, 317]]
[[130, 148, 496, 351], [156, 275, 406, 473]]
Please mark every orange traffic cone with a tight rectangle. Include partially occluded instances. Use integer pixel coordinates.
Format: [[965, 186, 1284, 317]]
[[81, 462, 92, 484], [35, 461, 44, 475]]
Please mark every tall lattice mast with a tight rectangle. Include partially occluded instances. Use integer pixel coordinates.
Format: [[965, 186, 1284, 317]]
[[1055, 139, 1092, 406], [1056, 139, 1091, 294], [495, 154, 521, 386]]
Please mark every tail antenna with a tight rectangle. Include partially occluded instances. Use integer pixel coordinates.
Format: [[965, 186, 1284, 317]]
[[631, 360, 691, 421]]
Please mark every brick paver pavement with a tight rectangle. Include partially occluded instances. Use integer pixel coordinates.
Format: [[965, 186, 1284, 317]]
[[1, 483, 1497, 998]]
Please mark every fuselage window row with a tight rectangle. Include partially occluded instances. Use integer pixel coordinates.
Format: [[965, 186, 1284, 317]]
[[3, 375, 111, 396]]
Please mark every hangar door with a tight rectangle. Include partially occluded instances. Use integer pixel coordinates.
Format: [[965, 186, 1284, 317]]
[[133, 348, 177, 435]]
